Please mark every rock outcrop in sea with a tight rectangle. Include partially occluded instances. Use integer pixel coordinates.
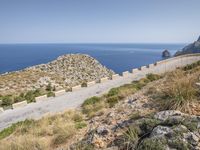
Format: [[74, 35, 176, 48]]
[[175, 36, 200, 56], [162, 49, 171, 58]]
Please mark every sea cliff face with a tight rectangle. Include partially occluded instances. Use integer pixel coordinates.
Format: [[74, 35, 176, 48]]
[[0, 54, 114, 96], [175, 36, 200, 56]]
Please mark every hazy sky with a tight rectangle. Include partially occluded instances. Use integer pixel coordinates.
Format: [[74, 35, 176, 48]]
[[0, 0, 199, 43]]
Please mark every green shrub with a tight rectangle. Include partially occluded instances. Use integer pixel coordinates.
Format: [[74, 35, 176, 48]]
[[1, 95, 13, 107], [130, 111, 142, 120], [81, 82, 87, 87], [183, 60, 200, 71], [75, 122, 87, 129], [146, 74, 161, 81], [107, 88, 119, 97], [168, 138, 190, 150], [107, 95, 120, 107], [47, 91, 55, 97], [0, 119, 34, 140], [123, 126, 140, 149], [82, 96, 101, 107], [138, 137, 167, 150], [46, 83, 52, 91]]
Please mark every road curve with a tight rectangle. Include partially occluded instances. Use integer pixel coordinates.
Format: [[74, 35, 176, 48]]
[[0, 73, 144, 131], [1, 54, 200, 131]]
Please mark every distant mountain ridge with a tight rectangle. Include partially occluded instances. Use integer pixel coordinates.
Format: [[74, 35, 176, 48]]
[[175, 36, 200, 56]]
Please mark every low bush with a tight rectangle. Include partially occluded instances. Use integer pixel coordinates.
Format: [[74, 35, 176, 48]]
[[137, 137, 167, 150], [0, 119, 35, 140], [47, 91, 55, 97], [82, 96, 101, 107], [146, 73, 161, 81], [183, 60, 200, 71], [161, 71, 198, 112], [123, 126, 140, 149], [107, 95, 120, 107]]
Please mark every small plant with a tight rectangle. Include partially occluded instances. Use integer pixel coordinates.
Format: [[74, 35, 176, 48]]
[[46, 83, 52, 91], [146, 73, 161, 81], [81, 82, 87, 87], [161, 71, 198, 112], [107, 95, 120, 107], [75, 122, 87, 129], [47, 91, 55, 97], [130, 111, 142, 120], [137, 137, 167, 150], [107, 88, 119, 97], [82, 96, 101, 107], [123, 126, 140, 149], [51, 123, 76, 146]]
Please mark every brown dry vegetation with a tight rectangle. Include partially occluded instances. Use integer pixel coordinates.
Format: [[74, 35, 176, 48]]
[[0, 110, 87, 150], [148, 62, 200, 115], [0, 61, 200, 149]]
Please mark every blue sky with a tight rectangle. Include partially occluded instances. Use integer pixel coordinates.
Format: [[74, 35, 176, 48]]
[[0, 0, 199, 43]]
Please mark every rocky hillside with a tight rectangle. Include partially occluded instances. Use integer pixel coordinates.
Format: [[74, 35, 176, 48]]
[[175, 36, 200, 56], [0, 54, 114, 96], [1, 58, 200, 150]]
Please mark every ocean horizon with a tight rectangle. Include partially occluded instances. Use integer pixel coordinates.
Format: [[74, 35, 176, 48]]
[[0, 43, 186, 74]]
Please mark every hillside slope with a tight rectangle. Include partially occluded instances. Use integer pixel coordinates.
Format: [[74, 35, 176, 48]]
[[0, 54, 114, 96], [1, 61, 200, 150], [175, 36, 200, 56]]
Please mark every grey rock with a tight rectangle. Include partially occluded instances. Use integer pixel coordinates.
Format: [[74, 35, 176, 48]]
[[96, 126, 109, 136], [154, 110, 183, 121], [184, 132, 199, 146], [151, 126, 173, 137]]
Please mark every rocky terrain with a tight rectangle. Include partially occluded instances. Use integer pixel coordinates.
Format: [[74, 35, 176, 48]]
[[0, 54, 114, 96], [0, 58, 200, 150], [175, 36, 200, 56]]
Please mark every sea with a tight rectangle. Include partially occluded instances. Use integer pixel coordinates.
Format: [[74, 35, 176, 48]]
[[0, 43, 186, 74]]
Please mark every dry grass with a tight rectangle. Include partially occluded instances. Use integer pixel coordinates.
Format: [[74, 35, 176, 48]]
[[147, 68, 199, 114], [0, 110, 87, 150]]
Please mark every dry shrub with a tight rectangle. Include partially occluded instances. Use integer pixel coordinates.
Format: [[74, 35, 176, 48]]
[[0, 110, 86, 149], [0, 135, 49, 150], [161, 70, 199, 113], [51, 122, 76, 146]]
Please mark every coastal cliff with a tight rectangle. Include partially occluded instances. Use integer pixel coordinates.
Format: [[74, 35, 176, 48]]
[[0, 54, 114, 96], [175, 36, 200, 56]]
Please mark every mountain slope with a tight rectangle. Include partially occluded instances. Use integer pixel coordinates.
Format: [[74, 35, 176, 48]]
[[175, 36, 200, 56]]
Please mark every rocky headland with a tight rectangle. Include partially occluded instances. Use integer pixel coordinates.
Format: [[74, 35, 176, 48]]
[[0, 54, 114, 96], [175, 36, 200, 56]]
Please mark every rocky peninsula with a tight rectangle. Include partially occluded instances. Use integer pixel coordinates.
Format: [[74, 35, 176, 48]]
[[0, 54, 114, 96]]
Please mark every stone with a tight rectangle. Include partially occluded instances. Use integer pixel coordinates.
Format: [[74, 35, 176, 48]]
[[184, 132, 199, 146], [12, 101, 28, 109], [97, 126, 109, 136], [35, 95, 48, 102], [154, 110, 183, 121], [0, 107, 4, 113], [151, 126, 172, 137]]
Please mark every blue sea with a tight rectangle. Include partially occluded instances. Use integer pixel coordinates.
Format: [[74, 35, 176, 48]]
[[0, 43, 186, 74]]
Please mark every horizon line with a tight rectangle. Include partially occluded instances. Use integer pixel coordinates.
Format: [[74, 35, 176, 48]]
[[0, 42, 188, 45]]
